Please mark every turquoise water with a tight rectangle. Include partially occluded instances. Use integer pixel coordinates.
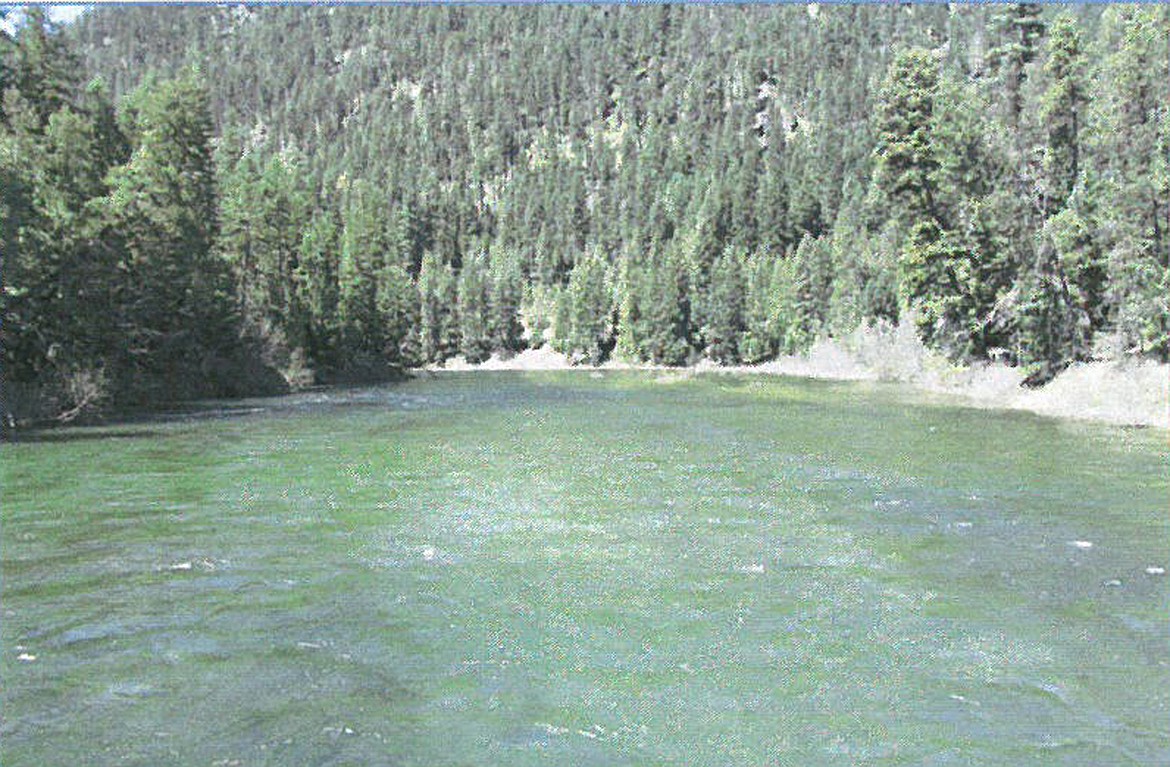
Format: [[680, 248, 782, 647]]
[[2, 372, 1167, 765]]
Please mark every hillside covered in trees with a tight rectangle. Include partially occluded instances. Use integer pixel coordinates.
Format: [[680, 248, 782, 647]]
[[2, 4, 1168, 423]]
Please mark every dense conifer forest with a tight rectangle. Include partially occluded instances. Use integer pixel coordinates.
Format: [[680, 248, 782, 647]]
[[2, 4, 1168, 423]]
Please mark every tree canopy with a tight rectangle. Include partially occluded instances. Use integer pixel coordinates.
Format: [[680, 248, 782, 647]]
[[2, 4, 1167, 422]]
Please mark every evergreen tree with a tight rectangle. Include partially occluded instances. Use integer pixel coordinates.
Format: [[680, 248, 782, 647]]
[[418, 250, 459, 363], [986, 3, 1045, 135], [1015, 209, 1097, 379], [556, 248, 613, 364], [457, 249, 493, 363], [375, 258, 417, 367], [1, 8, 111, 414], [630, 249, 691, 366], [1091, 8, 1170, 359], [488, 246, 526, 353], [336, 180, 415, 368], [785, 234, 835, 352], [739, 250, 780, 364], [6, 7, 77, 126], [295, 205, 342, 369], [95, 69, 239, 400], [336, 181, 384, 359], [769, 255, 799, 355], [872, 48, 943, 231], [1039, 14, 1085, 212], [217, 148, 313, 361], [700, 248, 745, 364], [898, 220, 979, 359]]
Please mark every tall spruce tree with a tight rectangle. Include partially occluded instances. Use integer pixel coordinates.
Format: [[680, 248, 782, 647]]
[[457, 249, 493, 363], [1039, 14, 1085, 213], [1091, 8, 1170, 359], [700, 248, 745, 364], [418, 250, 459, 363], [96, 69, 239, 400]]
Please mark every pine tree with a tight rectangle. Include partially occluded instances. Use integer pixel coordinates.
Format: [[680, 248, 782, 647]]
[[739, 250, 780, 364], [1015, 209, 1098, 379], [785, 234, 835, 352], [336, 179, 414, 368], [629, 248, 690, 365], [872, 48, 942, 231], [457, 249, 493, 363], [769, 255, 799, 355], [217, 148, 312, 360], [7, 7, 78, 126], [557, 248, 613, 364], [1039, 14, 1085, 212], [488, 245, 526, 353], [700, 247, 745, 364], [1091, 8, 1170, 359], [898, 220, 980, 359], [96, 68, 238, 400], [295, 205, 342, 369], [2, 11, 79, 376], [986, 3, 1045, 135], [418, 250, 459, 363]]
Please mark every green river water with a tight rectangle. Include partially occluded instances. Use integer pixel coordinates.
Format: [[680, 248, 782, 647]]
[[2, 372, 1167, 765]]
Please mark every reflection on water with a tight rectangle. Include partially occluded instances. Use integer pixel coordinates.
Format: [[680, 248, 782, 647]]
[[3, 372, 1168, 765]]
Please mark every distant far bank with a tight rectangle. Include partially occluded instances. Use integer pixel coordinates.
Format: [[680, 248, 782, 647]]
[[421, 324, 1170, 430]]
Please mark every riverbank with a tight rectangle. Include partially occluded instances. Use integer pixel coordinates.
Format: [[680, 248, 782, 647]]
[[423, 324, 1169, 429]]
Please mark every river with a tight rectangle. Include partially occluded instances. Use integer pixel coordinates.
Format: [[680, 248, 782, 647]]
[[3, 372, 1167, 765]]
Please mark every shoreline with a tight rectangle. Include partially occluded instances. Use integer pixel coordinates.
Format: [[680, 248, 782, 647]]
[[421, 332, 1169, 430]]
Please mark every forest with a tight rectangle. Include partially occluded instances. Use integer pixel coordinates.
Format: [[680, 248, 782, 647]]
[[2, 4, 1168, 423]]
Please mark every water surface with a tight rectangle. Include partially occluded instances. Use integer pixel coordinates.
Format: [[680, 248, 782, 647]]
[[3, 372, 1168, 765]]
